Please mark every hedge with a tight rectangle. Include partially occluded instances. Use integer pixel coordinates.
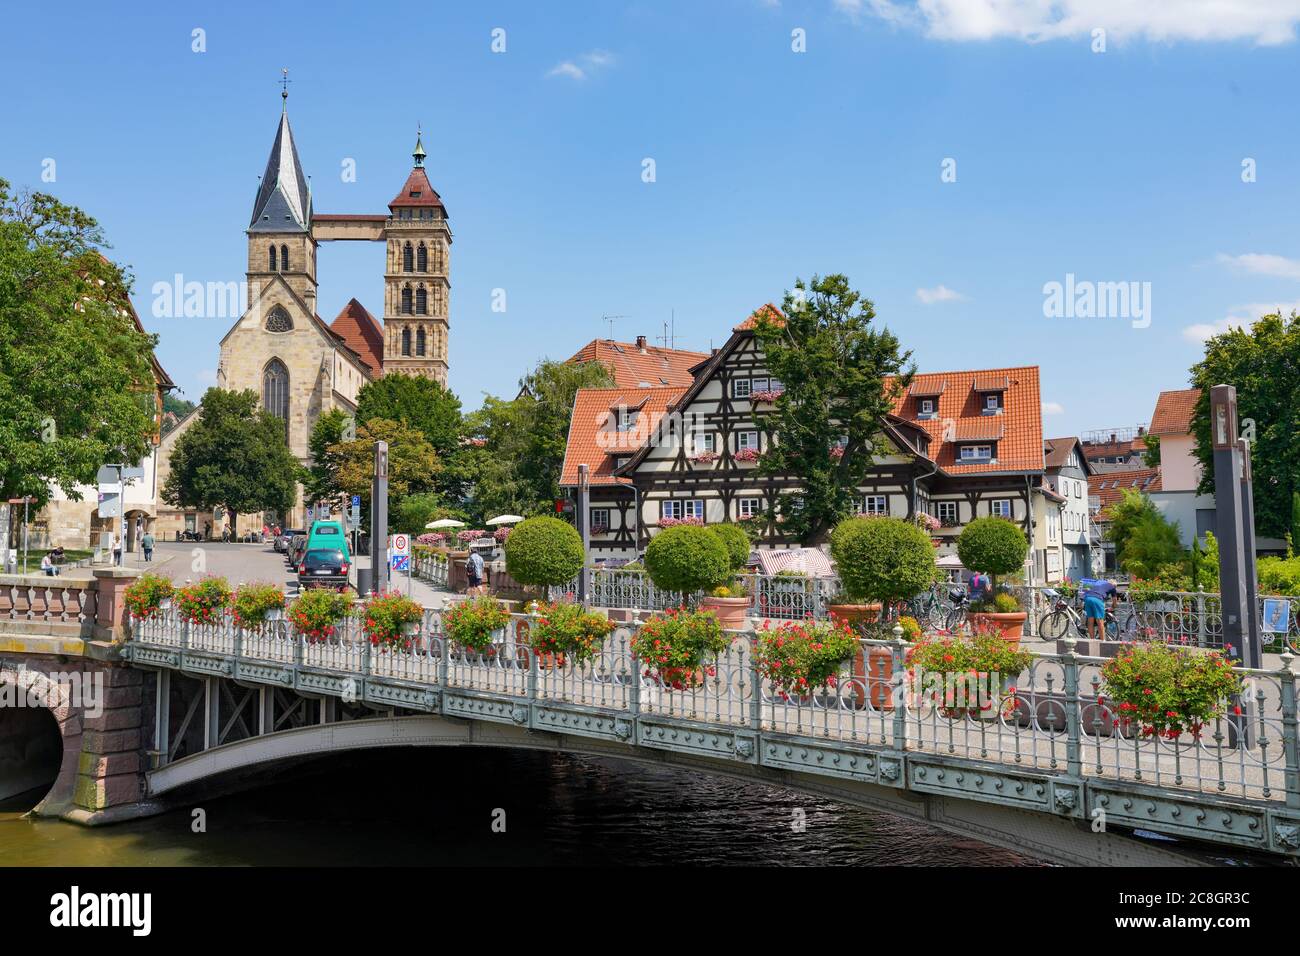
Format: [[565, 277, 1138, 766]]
[[644, 525, 731, 594]]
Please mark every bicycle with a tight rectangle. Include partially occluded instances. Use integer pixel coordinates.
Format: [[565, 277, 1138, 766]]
[[907, 583, 953, 630], [1037, 588, 1130, 640]]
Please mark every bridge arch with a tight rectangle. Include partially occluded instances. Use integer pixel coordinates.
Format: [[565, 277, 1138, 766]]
[[146, 714, 1210, 867], [0, 666, 75, 810]]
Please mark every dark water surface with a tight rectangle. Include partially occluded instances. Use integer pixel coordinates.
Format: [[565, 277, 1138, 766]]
[[0, 749, 1039, 866]]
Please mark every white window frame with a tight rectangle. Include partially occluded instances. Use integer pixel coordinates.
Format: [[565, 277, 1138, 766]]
[[767, 377, 784, 393], [862, 495, 888, 516], [738, 497, 762, 519], [737, 431, 760, 451], [959, 444, 993, 461], [590, 508, 611, 533], [732, 378, 752, 399], [984, 393, 1003, 413], [694, 432, 717, 454], [936, 501, 958, 525], [919, 398, 936, 417], [751, 377, 769, 393], [662, 499, 703, 521], [616, 408, 638, 432], [990, 499, 1013, 518]]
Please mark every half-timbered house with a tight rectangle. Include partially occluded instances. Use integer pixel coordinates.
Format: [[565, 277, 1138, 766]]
[[560, 308, 1049, 573]]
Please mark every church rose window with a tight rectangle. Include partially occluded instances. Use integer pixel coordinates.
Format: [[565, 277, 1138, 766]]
[[262, 359, 290, 437], [265, 306, 293, 332]]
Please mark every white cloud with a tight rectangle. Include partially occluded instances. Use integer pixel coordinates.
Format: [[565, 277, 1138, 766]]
[[547, 50, 617, 81], [840, 1, 1300, 46], [1041, 401, 1065, 415], [915, 284, 965, 304], [1181, 300, 1300, 342], [1215, 252, 1300, 280]]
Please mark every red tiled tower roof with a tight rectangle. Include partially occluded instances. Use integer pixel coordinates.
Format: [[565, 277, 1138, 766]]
[[329, 298, 384, 375], [388, 166, 446, 213]]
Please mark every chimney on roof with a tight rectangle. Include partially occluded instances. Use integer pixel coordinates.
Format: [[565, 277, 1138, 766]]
[[1110, 432, 1116, 443], [1138, 425, 1146, 436], [635, 335, 647, 352]]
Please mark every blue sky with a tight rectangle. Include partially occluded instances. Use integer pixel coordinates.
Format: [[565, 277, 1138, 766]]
[[5, 0, 1300, 437]]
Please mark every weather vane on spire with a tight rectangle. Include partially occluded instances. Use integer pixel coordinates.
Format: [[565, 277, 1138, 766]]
[[280, 68, 291, 108], [412, 122, 427, 167]]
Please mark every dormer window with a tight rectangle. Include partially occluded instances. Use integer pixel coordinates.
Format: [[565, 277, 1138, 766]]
[[959, 443, 994, 462], [616, 408, 638, 431], [983, 393, 1003, 415], [918, 398, 936, 419]]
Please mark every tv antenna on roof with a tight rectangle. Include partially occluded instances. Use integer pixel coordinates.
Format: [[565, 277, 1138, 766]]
[[601, 314, 627, 339], [656, 310, 676, 350]]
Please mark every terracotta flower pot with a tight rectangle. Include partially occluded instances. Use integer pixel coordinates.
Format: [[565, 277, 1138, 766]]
[[969, 611, 1027, 644], [829, 604, 893, 709], [701, 595, 751, 630]]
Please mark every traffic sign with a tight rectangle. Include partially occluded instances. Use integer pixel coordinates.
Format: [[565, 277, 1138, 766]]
[[391, 554, 409, 572], [391, 533, 409, 556], [351, 495, 361, 508]]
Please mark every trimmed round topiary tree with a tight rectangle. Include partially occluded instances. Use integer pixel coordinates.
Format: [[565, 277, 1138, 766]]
[[644, 525, 731, 595], [829, 516, 937, 605], [708, 523, 751, 573], [956, 516, 1029, 596], [504, 516, 585, 587]]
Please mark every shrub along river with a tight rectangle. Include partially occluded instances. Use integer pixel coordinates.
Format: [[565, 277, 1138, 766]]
[[0, 749, 1038, 866]]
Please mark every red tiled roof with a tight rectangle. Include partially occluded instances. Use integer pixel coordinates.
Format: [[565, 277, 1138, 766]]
[[1082, 437, 1146, 459], [1088, 468, 1162, 521], [567, 339, 709, 389], [561, 387, 684, 486], [972, 374, 1010, 392], [889, 366, 1043, 475], [388, 167, 446, 211], [733, 303, 785, 332], [1149, 388, 1200, 436], [1043, 436, 1090, 472], [329, 298, 384, 375]]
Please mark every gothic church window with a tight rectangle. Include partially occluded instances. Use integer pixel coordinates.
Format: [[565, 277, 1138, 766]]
[[262, 359, 290, 438], [265, 306, 293, 332], [401, 328, 412, 356], [403, 243, 414, 272], [269, 246, 277, 271], [280, 245, 289, 271], [416, 326, 426, 356], [416, 286, 427, 315], [417, 243, 427, 272], [401, 286, 413, 315]]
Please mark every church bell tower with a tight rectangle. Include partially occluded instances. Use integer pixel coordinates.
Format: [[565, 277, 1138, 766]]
[[381, 131, 451, 384]]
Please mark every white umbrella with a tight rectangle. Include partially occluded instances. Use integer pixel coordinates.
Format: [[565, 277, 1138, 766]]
[[485, 514, 524, 526], [425, 518, 467, 529], [936, 554, 965, 568]]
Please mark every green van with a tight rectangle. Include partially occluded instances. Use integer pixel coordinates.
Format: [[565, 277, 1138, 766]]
[[305, 520, 351, 561]]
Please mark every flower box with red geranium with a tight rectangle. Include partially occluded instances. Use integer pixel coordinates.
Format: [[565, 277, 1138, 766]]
[[289, 588, 353, 643], [124, 573, 174, 621], [175, 577, 231, 627], [750, 389, 783, 404], [734, 447, 761, 463], [443, 595, 510, 653], [906, 625, 1032, 720], [754, 618, 858, 701], [232, 582, 286, 631], [524, 599, 613, 667], [363, 591, 425, 650], [629, 606, 730, 690], [1100, 641, 1244, 740]]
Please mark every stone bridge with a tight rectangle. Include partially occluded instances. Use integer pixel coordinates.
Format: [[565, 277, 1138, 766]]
[[4, 589, 1300, 866]]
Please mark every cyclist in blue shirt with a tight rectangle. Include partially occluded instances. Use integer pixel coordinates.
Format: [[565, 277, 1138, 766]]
[[1083, 579, 1118, 641]]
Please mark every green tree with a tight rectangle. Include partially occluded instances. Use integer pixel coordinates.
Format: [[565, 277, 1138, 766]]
[[332, 418, 439, 501], [1103, 489, 1186, 577], [470, 358, 614, 518], [1290, 492, 1300, 557], [161, 388, 300, 534], [0, 179, 160, 505], [830, 516, 937, 604], [303, 408, 350, 509], [356, 373, 467, 500], [956, 516, 1029, 595], [503, 516, 585, 587], [1141, 434, 1161, 469], [752, 274, 914, 543], [1189, 312, 1300, 538]]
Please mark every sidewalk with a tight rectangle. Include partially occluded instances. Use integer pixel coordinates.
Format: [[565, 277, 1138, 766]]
[[350, 553, 455, 610]]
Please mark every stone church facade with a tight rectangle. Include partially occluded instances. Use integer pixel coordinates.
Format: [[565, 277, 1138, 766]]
[[156, 101, 454, 536]]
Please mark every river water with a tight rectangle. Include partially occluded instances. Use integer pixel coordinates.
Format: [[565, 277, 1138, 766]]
[[0, 749, 1038, 866]]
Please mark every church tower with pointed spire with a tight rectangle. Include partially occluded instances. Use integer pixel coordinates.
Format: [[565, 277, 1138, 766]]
[[246, 92, 317, 311], [380, 129, 451, 384]]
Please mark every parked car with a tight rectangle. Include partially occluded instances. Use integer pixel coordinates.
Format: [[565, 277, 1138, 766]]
[[287, 534, 308, 568], [274, 529, 303, 554], [297, 548, 350, 590], [306, 519, 351, 561]]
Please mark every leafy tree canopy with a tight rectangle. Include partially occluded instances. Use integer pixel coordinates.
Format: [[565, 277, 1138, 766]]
[[1189, 311, 1300, 538], [161, 388, 299, 531], [331, 418, 439, 501], [0, 179, 160, 505], [753, 274, 914, 543]]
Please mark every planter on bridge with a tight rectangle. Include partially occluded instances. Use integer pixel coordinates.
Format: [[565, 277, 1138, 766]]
[[828, 603, 894, 709]]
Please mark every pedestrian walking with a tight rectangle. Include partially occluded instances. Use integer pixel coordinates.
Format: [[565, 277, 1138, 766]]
[[142, 530, 154, 562], [111, 534, 122, 566], [466, 549, 486, 596]]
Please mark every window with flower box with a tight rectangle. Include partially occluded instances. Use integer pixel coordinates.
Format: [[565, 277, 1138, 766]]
[[737, 431, 760, 451], [738, 497, 762, 519], [936, 501, 959, 526], [990, 499, 1013, 518], [590, 509, 611, 534], [661, 499, 703, 521]]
